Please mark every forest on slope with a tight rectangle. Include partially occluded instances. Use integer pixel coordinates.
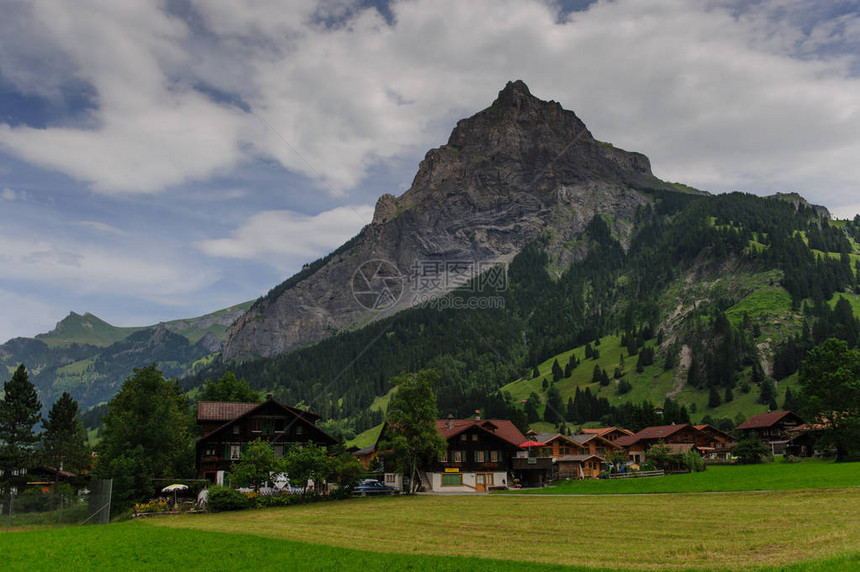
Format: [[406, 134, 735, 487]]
[[184, 189, 860, 439]]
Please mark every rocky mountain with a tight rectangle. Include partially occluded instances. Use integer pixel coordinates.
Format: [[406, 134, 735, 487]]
[[223, 80, 676, 360]]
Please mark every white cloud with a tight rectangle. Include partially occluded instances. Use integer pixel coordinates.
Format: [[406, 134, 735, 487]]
[[197, 204, 374, 265], [1, 187, 26, 201], [0, 289, 61, 344], [0, 0, 858, 210], [0, 232, 212, 301]]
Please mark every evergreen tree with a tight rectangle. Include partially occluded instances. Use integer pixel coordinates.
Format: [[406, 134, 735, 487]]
[[708, 386, 722, 408], [42, 392, 90, 510], [757, 379, 776, 406], [724, 386, 734, 403], [783, 387, 798, 412], [0, 364, 42, 497], [544, 386, 565, 424], [551, 359, 563, 382]]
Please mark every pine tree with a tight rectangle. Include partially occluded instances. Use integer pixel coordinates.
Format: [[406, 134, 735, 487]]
[[708, 386, 722, 408], [724, 386, 734, 403], [0, 364, 43, 496], [783, 387, 798, 412], [552, 359, 563, 382], [42, 392, 90, 509]]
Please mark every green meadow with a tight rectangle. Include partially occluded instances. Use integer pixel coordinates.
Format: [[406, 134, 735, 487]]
[[502, 458, 860, 495], [1, 462, 857, 571]]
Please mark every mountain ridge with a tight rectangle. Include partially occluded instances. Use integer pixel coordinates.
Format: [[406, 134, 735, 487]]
[[222, 80, 677, 361]]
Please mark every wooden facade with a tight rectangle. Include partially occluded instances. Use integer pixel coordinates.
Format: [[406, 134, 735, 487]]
[[196, 397, 337, 484]]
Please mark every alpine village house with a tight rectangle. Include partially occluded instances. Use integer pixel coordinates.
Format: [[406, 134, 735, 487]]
[[196, 395, 337, 485]]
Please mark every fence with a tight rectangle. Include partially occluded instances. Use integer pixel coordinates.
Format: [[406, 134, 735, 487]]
[[608, 469, 665, 479], [2, 478, 112, 528]]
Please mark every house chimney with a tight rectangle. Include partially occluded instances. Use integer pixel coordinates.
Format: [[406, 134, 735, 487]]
[[266, 392, 273, 401], [446, 414, 455, 430], [474, 409, 481, 420]]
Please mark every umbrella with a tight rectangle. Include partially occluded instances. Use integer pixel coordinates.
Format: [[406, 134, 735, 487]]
[[518, 440, 546, 448], [162, 483, 188, 506]]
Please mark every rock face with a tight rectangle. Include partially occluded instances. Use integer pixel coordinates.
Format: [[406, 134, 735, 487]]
[[221, 80, 672, 361]]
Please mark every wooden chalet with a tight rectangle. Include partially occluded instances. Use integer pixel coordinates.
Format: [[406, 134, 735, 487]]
[[615, 423, 699, 465], [735, 411, 804, 454], [693, 424, 734, 459], [532, 432, 623, 479], [369, 415, 532, 492], [427, 417, 529, 492], [196, 396, 337, 485]]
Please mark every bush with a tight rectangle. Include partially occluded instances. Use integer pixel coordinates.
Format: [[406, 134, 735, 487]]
[[683, 450, 705, 473], [733, 436, 770, 464], [207, 485, 251, 512]]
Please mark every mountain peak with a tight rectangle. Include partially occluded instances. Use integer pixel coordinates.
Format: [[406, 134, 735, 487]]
[[494, 79, 533, 105]]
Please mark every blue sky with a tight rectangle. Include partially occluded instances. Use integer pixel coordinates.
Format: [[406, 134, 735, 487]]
[[1, 0, 860, 343]]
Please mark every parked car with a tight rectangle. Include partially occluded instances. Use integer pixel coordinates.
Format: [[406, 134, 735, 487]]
[[353, 479, 398, 496]]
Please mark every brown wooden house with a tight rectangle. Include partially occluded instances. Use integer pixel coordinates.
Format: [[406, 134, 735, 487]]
[[735, 411, 804, 454], [693, 424, 734, 459], [196, 396, 337, 484], [616, 423, 699, 465]]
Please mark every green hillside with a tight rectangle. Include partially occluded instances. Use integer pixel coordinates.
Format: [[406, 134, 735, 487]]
[[190, 191, 860, 437], [35, 312, 143, 348]]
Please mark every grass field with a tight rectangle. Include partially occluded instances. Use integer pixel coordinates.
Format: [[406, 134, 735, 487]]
[[1, 461, 857, 571], [503, 458, 860, 495]]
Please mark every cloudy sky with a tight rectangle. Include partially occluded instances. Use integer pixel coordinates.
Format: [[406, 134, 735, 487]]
[[1, 0, 859, 343]]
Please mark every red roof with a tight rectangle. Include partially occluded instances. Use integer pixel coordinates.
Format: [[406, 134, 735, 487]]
[[615, 424, 693, 447], [736, 411, 802, 430], [693, 424, 732, 439], [436, 419, 526, 448]]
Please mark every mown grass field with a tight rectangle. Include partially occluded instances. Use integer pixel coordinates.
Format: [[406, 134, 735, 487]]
[[1, 461, 857, 571], [504, 458, 860, 495], [35, 488, 860, 571]]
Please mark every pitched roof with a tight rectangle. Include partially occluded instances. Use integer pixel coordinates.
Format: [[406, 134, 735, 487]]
[[578, 426, 633, 437], [736, 411, 803, 430], [435, 419, 526, 448], [693, 424, 732, 440], [198, 401, 259, 422], [557, 454, 605, 462], [198, 400, 321, 422], [615, 424, 693, 447]]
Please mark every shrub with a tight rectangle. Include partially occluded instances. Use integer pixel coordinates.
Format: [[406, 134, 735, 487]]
[[683, 450, 705, 473], [207, 485, 251, 512]]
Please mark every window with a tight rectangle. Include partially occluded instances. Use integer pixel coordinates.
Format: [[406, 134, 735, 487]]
[[438, 451, 448, 463], [490, 450, 500, 462], [232, 425, 240, 435], [460, 434, 467, 441], [229, 445, 241, 460], [471, 433, 479, 441], [452, 450, 463, 463], [474, 450, 485, 463], [296, 425, 304, 436], [441, 473, 463, 486], [204, 447, 217, 456], [250, 419, 262, 433], [385, 474, 397, 484], [263, 419, 274, 435]]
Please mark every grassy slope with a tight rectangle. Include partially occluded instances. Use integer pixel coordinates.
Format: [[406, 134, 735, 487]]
[[36, 313, 143, 348], [498, 259, 860, 428]]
